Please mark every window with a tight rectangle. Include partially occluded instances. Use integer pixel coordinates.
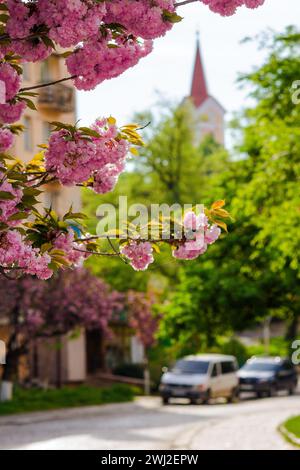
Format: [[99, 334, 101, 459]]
[[211, 364, 218, 377], [172, 360, 209, 375], [242, 362, 279, 372], [43, 122, 51, 142], [23, 116, 33, 151], [44, 189, 60, 211], [221, 361, 236, 375], [40, 60, 51, 82], [23, 63, 30, 81]]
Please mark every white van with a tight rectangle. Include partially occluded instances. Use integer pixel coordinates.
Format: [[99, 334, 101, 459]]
[[159, 354, 239, 405]]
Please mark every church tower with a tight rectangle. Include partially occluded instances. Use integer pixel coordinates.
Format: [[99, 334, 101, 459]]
[[189, 34, 225, 145]]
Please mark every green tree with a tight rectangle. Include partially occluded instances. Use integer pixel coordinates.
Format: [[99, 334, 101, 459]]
[[159, 27, 300, 353], [83, 101, 229, 290]]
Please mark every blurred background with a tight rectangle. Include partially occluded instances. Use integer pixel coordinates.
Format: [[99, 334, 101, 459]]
[[0, 0, 300, 451]]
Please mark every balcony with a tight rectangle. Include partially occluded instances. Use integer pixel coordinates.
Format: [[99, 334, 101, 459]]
[[38, 82, 75, 113]]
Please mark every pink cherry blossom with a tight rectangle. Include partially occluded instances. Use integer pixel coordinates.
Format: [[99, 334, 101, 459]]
[[45, 129, 97, 185], [0, 230, 53, 279], [0, 127, 14, 151], [66, 34, 153, 91], [0, 101, 26, 124], [0, 63, 21, 101], [121, 241, 154, 271], [173, 211, 221, 260], [200, 0, 265, 16], [0, 175, 23, 226], [38, 0, 107, 48], [53, 229, 86, 266], [104, 0, 176, 40], [205, 224, 222, 244]]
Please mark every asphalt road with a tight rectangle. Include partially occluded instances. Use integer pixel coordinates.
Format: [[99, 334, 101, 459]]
[[0, 393, 299, 450]]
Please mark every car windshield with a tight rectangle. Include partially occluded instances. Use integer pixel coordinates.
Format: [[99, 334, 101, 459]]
[[241, 362, 279, 372], [172, 360, 209, 375]]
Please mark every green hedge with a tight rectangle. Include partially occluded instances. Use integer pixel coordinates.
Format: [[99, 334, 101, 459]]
[[0, 384, 136, 416]]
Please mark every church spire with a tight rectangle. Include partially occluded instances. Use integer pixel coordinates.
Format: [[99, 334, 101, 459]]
[[190, 32, 208, 108]]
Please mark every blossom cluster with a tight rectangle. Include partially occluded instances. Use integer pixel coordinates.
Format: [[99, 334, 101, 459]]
[[200, 0, 265, 16], [0, 174, 23, 226], [120, 210, 222, 271], [121, 241, 154, 271], [0, 0, 267, 109], [45, 118, 130, 193], [0, 0, 245, 279], [38, 0, 107, 48], [53, 229, 87, 266], [172, 211, 221, 260], [3, 0, 174, 89], [0, 230, 53, 279], [104, 0, 176, 40], [0, 62, 25, 124], [66, 34, 153, 91], [0, 127, 14, 151]]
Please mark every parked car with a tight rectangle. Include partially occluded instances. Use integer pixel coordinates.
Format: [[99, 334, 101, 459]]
[[159, 354, 239, 405], [238, 356, 298, 398]]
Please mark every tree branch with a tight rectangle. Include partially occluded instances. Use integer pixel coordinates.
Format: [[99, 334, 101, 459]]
[[20, 75, 77, 92], [174, 0, 199, 6]]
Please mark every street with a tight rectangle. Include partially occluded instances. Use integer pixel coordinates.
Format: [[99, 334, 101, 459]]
[[0, 393, 299, 450]]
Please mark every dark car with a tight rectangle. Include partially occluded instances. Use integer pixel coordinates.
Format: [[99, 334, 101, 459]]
[[238, 357, 298, 398]]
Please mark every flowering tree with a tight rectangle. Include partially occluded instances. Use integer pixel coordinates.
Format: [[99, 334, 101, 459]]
[[0, 268, 123, 399], [127, 291, 158, 350], [0, 0, 265, 279]]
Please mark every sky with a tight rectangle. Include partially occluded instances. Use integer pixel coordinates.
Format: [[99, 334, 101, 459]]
[[77, 0, 300, 143]]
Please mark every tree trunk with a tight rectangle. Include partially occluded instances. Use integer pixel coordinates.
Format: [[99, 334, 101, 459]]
[[286, 311, 299, 344], [143, 356, 151, 396], [55, 337, 62, 388], [2, 346, 19, 382]]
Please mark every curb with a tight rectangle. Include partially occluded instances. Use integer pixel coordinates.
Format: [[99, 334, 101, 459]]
[[0, 400, 139, 427], [279, 424, 300, 448]]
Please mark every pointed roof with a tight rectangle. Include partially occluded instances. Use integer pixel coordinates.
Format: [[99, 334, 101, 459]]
[[190, 33, 209, 108]]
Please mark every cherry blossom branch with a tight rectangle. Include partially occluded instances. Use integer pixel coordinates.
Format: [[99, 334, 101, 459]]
[[74, 248, 120, 257], [20, 75, 77, 92], [174, 0, 199, 7]]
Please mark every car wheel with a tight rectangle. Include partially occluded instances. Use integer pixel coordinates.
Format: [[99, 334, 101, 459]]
[[162, 397, 169, 405], [288, 385, 296, 396], [190, 398, 199, 405], [267, 385, 277, 398], [202, 389, 211, 405], [227, 387, 239, 403]]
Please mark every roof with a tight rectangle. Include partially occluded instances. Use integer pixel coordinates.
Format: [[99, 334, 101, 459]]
[[183, 354, 236, 362], [190, 36, 209, 108]]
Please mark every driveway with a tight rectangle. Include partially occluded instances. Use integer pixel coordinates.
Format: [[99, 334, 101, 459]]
[[0, 394, 299, 450]]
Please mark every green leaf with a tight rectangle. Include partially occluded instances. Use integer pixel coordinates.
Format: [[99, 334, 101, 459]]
[[8, 212, 28, 221], [162, 10, 183, 24], [0, 190, 15, 200]]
